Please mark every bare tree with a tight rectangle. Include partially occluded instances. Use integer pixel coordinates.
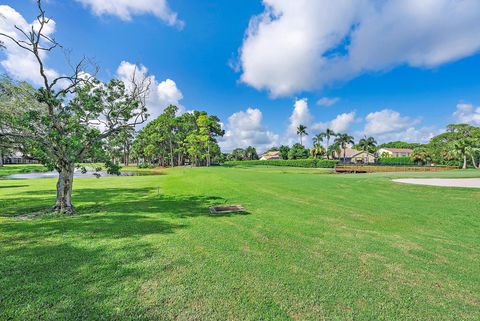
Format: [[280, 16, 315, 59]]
[[0, 1, 150, 213]]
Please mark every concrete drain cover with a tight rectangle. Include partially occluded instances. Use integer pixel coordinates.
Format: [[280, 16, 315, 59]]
[[209, 205, 246, 214]]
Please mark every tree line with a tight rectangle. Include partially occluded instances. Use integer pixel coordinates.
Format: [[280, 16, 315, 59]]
[[411, 124, 480, 169], [226, 124, 480, 169], [130, 105, 224, 167], [245, 126, 376, 163]]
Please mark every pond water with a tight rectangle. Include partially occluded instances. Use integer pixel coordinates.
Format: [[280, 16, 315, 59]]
[[5, 170, 155, 179]]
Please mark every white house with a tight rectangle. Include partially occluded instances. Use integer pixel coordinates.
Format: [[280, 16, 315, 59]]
[[334, 148, 376, 164], [260, 151, 282, 160], [1, 151, 39, 164], [377, 148, 413, 158]]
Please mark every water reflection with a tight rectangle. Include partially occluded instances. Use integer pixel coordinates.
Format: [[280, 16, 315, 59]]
[[5, 170, 160, 179]]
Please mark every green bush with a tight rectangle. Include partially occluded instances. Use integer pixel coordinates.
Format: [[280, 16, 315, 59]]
[[224, 159, 339, 168], [105, 161, 122, 175], [288, 143, 309, 160], [378, 157, 414, 165], [137, 163, 155, 169]]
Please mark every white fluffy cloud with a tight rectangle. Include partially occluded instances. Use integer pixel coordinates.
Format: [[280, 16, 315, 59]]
[[328, 112, 356, 133], [0, 5, 59, 85], [116, 61, 184, 121], [221, 102, 444, 152], [314, 112, 356, 135], [364, 109, 419, 136], [219, 108, 279, 152], [239, 0, 480, 96], [286, 98, 313, 138], [76, 0, 184, 28], [286, 98, 356, 145], [360, 108, 438, 143], [221, 100, 358, 151], [317, 97, 340, 107], [367, 126, 440, 144], [453, 103, 480, 125]]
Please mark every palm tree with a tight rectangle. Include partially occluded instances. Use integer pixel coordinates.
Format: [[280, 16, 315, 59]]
[[452, 141, 480, 169], [334, 133, 355, 163], [296, 125, 308, 146], [411, 147, 432, 166], [448, 140, 469, 169], [310, 144, 325, 159], [327, 142, 341, 160], [358, 136, 377, 164], [312, 134, 325, 159], [313, 133, 323, 146], [320, 128, 336, 159], [466, 144, 480, 169], [445, 124, 479, 169]]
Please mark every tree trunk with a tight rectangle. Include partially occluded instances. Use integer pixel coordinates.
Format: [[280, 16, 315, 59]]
[[326, 139, 330, 160], [207, 142, 211, 167], [471, 154, 478, 169], [463, 155, 467, 169], [53, 164, 75, 214], [169, 138, 174, 168], [124, 144, 130, 166], [0, 149, 3, 167], [343, 148, 346, 163]]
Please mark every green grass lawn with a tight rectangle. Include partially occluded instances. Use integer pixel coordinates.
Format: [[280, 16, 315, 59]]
[[1, 166, 479, 320]]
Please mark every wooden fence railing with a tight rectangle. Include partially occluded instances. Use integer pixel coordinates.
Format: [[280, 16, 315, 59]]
[[335, 164, 459, 173]]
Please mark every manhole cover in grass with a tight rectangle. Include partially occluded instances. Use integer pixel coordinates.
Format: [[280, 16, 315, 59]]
[[209, 205, 246, 214]]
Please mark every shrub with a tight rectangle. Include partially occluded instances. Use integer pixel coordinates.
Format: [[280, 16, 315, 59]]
[[378, 157, 414, 165], [105, 160, 122, 175], [288, 143, 309, 160], [224, 159, 339, 168], [137, 163, 155, 169]]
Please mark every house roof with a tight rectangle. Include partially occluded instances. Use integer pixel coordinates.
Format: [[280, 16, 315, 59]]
[[6, 151, 24, 157], [334, 148, 373, 158], [380, 148, 413, 153], [261, 151, 280, 157]]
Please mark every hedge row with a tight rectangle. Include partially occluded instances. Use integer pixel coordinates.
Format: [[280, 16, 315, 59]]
[[378, 157, 414, 165], [224, 159, 339, 168]]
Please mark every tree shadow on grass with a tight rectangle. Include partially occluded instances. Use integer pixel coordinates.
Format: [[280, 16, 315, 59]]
[[2, 187, 249, 219], [73, 188, 231, 218], [0, 241, 181, 320], [0, 185, 29, 189], [0, 214, 186, 246], [0, 187, 249, 242], [0, 186, 251, 319]]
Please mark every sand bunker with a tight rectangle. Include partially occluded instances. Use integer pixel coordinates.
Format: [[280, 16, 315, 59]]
[[393, 178, 480, 188]]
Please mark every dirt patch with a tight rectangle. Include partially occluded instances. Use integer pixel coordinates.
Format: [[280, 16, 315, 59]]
[[209, 205, 245, 214], [16, 211, 46, 220]]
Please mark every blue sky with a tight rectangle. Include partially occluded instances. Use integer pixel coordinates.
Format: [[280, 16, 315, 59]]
[[1, 0, 480, 151]]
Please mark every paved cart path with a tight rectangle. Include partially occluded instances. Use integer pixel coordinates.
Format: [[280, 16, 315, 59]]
[[393, 178, 480, 188]]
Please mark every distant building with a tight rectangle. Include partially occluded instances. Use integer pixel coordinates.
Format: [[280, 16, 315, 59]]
[[260, 151, 282, 160], [377, 148, 413, 158], [334, 148, 376, 164], [2, 151, 39, 164]]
